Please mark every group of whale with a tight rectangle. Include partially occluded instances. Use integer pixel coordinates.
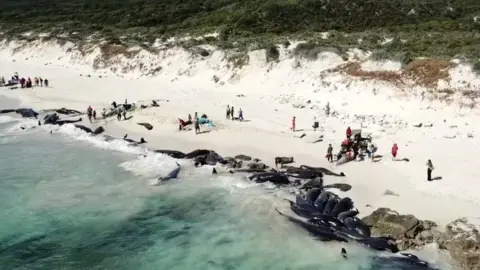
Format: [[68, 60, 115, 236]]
[[3, 107, 437, 269]]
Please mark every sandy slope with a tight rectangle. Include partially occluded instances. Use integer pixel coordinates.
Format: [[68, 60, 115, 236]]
[[1, 41, 480, 230]]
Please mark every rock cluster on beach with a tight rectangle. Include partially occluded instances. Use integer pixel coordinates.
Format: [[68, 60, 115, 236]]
[[362, 208, 480, 270]]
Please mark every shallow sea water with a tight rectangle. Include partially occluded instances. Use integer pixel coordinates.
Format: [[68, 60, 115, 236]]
[[0, 113, 454, 270]]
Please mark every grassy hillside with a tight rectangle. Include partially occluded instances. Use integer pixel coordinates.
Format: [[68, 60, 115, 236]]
[[0, 0, 479, 61]]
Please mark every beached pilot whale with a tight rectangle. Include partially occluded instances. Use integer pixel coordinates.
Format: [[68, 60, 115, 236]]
[[153, 162, 181, 184], [274, 156, 294, 167], [123, 134, 147, 145], [15, 108, 39, 119], [0, 109, 15, 114], [74, 124, 105, 135], [300, 165, 345, 177], [43, 113, 83, 125], [56, 118, 82, 125], [184, 149, 212, 159], [153, 150, 186, 159], [248, 172, 290, 185], [275, 209, 347, 242], [55, 108, 82, 115]]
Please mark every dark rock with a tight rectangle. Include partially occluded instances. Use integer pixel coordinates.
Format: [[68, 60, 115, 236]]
[[361, 208, 438, 250], [205, 151, 225, 165], [234, 154, 252, 161], [438, 218, 480, 270], [247, 162, 267, 170], [224, 157, 242, 168]]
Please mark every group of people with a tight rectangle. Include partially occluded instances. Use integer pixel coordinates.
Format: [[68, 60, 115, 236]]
[[87, 106, 97, 122], [111, 100, 131, 121], [0, 73, 49, 88], [179, 112, 212, 134], [226, 105, 243, 121], [320, 125, 434, 181]]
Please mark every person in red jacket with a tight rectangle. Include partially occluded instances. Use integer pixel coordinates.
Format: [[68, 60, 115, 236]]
[[391, 143, 398, 160], [346, 126, 352, 138]]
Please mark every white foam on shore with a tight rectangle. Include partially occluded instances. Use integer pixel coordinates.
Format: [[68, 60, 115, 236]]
[[54, 124, 146, 155], [0, 115, 16, 124]]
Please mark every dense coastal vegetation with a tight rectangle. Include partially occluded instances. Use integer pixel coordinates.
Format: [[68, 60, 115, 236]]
[[0, 0, 479, 64]]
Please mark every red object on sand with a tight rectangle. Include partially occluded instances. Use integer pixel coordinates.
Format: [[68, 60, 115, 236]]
[[391, 143, 398, 157]]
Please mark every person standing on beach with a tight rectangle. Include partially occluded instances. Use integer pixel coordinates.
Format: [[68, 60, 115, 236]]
[[87, 106, 93, 122], [326, 144, 333, 162], [122, 107, 127, 120], [346, 126, 352, 139], [117, 107, 122, 121], [102, 108, 107, 120], [230, 107, 234, 121], [44, 78, 49, 87], [39, 77, 43, 87], [226, 105, 230, 119], [426, 159, 434, 181], [93, 109, 97, 120], [391, 143, 398, 160], [312, 117, 319, 131], [291, 116, 296, 132], [238, 108, 244, 121], [194, 117, 200, 134], [369, 142, 377, 161]]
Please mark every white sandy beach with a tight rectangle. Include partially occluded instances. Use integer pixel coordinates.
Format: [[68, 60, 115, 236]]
[[1, 39, 480, 231]]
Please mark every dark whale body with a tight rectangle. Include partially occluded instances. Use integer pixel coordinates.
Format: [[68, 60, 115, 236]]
[[248, 172, 290, 185], [153, 150, 186, 159]]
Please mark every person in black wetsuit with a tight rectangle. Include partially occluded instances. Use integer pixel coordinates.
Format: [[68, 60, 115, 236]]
[[341, 248, 348, 259]]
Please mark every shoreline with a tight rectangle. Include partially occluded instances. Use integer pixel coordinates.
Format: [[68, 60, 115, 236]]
[[1, 55, 480, 229], [0, 94, 465, 268], [0, 101, 461, 268], [2, 89, 479, 230]]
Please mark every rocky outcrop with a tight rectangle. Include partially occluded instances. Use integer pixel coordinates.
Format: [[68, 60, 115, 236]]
[[362, 208, 439, 250], [363, 208, 480, 270], [438, 218, 480, 270]]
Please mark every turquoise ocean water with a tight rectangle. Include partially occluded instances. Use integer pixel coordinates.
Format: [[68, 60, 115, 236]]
[[0, 102, 453, 270]]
